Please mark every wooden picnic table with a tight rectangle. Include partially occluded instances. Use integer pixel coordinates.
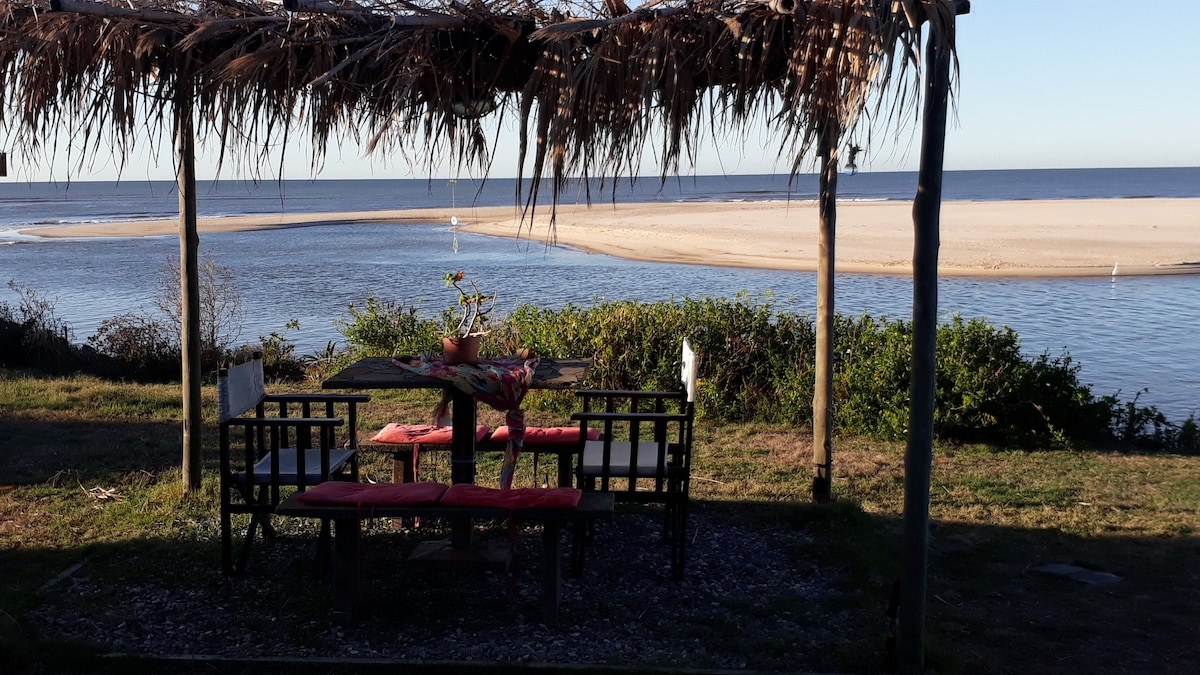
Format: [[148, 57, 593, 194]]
[[322, 356, 589, 486], [322, 356, 591, 547]]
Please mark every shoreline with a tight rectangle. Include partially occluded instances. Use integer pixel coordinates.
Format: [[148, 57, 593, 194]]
[[20, 198, 1200, 278]]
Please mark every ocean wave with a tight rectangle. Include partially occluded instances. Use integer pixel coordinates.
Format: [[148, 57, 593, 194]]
[[9, 213, 171, 228]]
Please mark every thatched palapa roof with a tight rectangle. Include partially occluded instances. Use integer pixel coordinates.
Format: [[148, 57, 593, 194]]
[[1, 5, 967, 666], [0, 0, 960, 202]]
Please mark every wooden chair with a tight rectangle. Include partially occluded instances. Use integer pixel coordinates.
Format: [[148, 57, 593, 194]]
[[218, 352, 370, 575], [570, 338, 698, 579]]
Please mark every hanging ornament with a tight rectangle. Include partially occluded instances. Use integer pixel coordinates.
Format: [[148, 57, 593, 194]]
[[449, 179, 460, 253], [845, 144, 862, 176]]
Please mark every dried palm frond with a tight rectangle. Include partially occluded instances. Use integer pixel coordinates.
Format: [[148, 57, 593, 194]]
[[0, 0, 961, 199]]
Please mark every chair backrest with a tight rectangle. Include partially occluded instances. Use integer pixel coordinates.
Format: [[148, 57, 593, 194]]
[[218, 353, 265, 423]]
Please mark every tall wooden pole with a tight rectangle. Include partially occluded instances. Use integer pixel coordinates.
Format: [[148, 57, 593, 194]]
[[898, 14, 954, 673], [176, 83, 203, 493], [812, 126, 837, 503]]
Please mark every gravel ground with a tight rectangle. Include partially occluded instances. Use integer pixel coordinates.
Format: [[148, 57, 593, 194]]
[[25, 505, 859, 672]]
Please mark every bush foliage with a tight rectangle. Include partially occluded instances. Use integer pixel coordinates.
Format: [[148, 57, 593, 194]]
[[3, 281, 1195, 453], [338, 293, 1193, 451]]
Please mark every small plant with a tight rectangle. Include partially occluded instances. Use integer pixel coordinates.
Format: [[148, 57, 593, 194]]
[[154, 255, 244, 362], [443, 271, 496, 337], [87, 312, 179, 381], [1, 280, 77, 370]]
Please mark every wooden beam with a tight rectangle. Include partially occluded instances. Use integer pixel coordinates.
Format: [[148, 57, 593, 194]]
[[49, 0, 187, 23], [282, 0, 465, 29], [898, 10, 956, 673], [176, 83, 203, 494], [531, 7, 688, 41], [812, 126, 837, 504], [899, 0, 972, 27]]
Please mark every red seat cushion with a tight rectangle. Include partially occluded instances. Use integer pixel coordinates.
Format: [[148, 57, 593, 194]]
[[488, 425, 601, 444], [371, 423, 490, 445], [297, 481, 449, 506], [439, 484, 582, 509]]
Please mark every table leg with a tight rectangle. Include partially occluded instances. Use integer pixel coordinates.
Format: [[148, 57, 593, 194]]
[[557, 449, 573, 487], [450, 387, 476, 548], [331, 517, 360, 625], [541, 521, 562, 627]]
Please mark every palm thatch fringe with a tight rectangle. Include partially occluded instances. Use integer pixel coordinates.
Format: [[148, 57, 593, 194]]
[[1, 0, 962, 204]]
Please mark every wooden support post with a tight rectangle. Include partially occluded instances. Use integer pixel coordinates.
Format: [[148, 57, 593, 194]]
[[176, 84, 203, 493], [899, 13, 955, 674], [812, 127, 838, 504]]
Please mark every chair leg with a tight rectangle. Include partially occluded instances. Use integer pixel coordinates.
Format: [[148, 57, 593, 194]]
[[220, 507, 233, 576], [569, 519, 588, 578], [315, 518, 333, 574], [670, 500, 689, 580], [260, 513, 278, 541], [236, 514, 263, 574], [235, 488, 276, 573]]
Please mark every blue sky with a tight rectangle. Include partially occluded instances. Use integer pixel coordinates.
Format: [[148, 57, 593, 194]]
[[9, 0, 1200, 181]]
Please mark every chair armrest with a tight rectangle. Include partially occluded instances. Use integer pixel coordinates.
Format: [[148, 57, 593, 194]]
[[575, 389, 681, 399], [264, 393, 371, 404], [223, 416, 345, 428], [570, 411, 689, 423]]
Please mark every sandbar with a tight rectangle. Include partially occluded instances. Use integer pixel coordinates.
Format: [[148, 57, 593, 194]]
[[22, 198, 1200, 277]]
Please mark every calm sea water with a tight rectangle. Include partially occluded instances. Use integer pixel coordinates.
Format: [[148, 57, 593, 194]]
[[1, 168, 1198, 421]]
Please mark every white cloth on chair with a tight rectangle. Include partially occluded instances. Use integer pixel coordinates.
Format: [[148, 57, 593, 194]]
[[681, 337, 698, 403], [218, 357, 266, 422]]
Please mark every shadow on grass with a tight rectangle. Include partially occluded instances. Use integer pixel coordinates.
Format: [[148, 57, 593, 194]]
[[3, 496, 1198, 674], [919, 519, 1200, 673], [1, 500, 886, 674], [0, 417, 187, 486]]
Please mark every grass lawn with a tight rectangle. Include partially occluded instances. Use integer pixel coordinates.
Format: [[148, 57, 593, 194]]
[[1, 372, 1198, 673]]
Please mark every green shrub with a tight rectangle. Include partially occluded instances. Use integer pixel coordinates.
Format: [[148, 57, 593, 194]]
[[335, 296, 444, 359], [87, 313, 179, 381], [153, 255, 244, 361], [834, 314, 912, 439], [930, 316, 1107, 447], [1105, 390, 1200, 454], [0, 280, 78, 371], [329, 294, 1183, 450], [229, 321, 312, 383]]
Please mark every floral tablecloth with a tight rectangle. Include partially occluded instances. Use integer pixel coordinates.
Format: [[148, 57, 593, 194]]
[[393, 354, 539, 489]]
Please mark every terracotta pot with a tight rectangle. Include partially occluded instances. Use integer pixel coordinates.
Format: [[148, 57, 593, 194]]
[[442, 335, 481, 365]]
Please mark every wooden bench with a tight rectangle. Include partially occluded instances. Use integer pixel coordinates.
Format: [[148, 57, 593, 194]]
[[363, 423, 600, 490], [275, 489, 615, 627], [362, 437, 582, 488]]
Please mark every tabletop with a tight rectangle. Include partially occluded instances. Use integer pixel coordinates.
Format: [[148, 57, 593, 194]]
[[321, 356, 592, 391]]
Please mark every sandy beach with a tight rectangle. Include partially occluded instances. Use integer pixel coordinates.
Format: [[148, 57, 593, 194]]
[[23, 198, 1200, 277]]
